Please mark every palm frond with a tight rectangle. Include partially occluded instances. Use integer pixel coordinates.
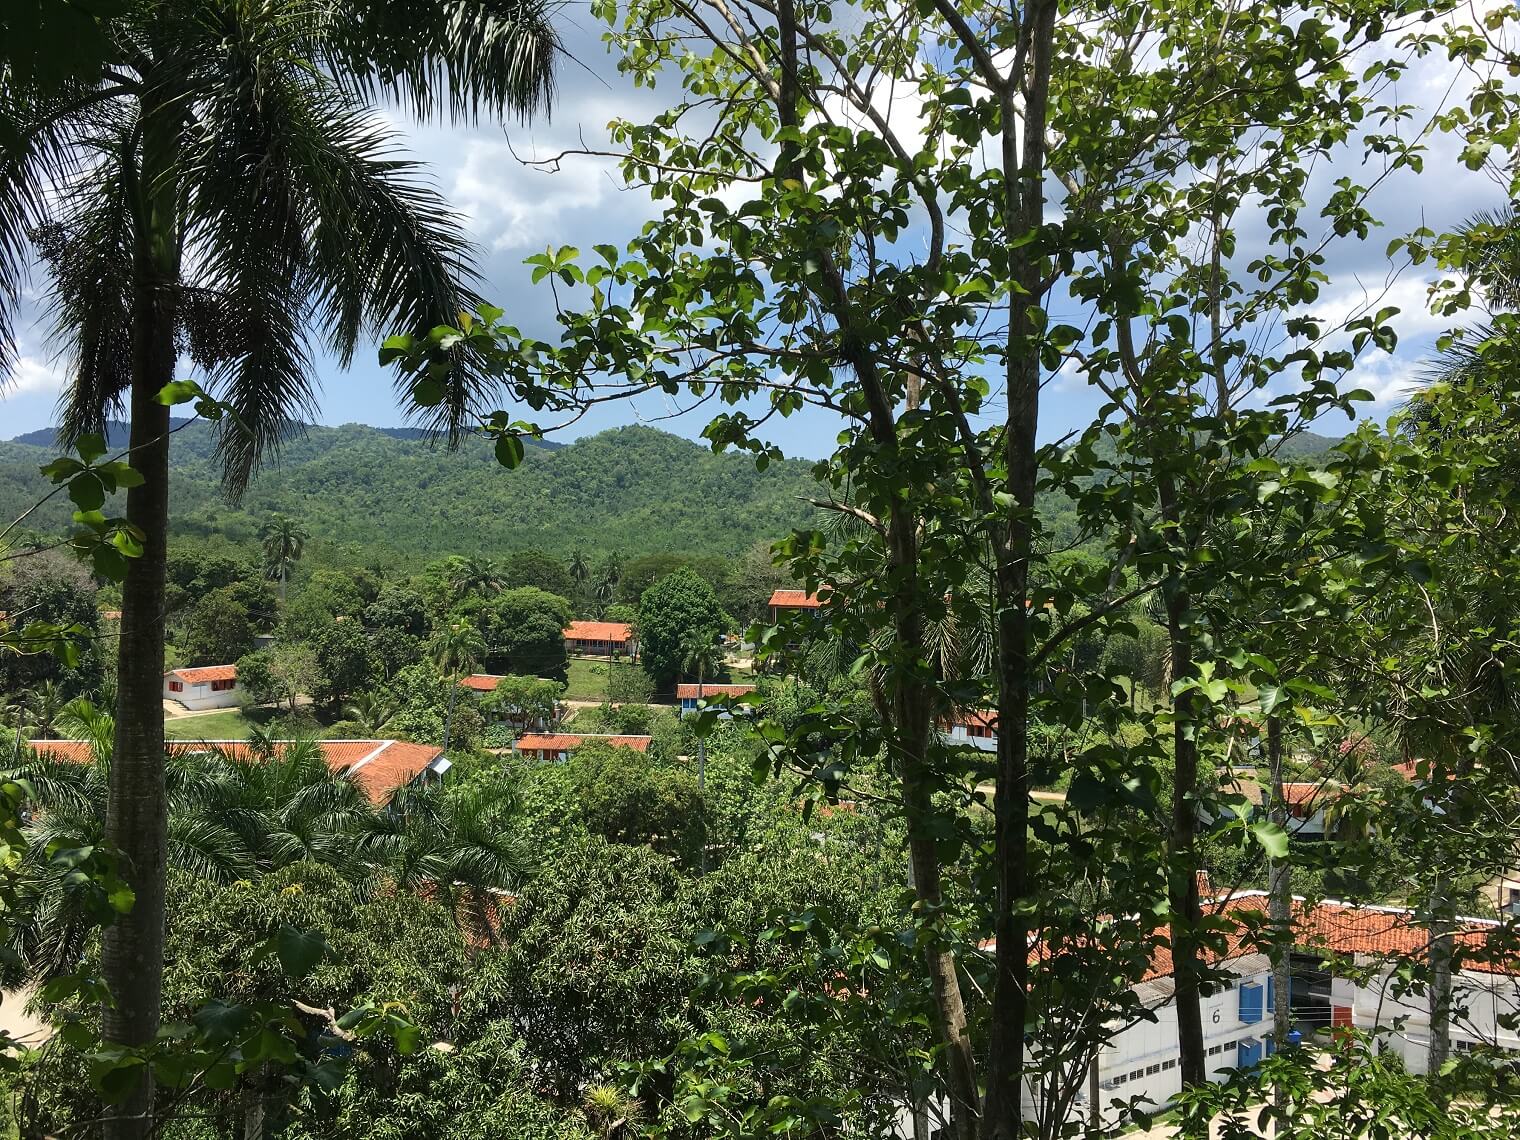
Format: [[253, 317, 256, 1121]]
[[31, 137, 138, 445], [322, 0, 560, 125]]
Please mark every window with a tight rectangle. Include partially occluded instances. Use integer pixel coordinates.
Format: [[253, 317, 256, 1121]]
[[1111, 1075, 1126, 1086], [167, 680, 183, 693], [211, 678, 235, 692], [1145, 1064, 1160, 1076], [1238, 981, 1264, 1025], [1129, 1070, 1143, 1082], [1161, 1059, 1176, 1071]]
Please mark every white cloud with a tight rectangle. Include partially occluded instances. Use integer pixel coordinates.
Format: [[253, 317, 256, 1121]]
[[6, 354, 65, 397], [448, 135, 616, 251]]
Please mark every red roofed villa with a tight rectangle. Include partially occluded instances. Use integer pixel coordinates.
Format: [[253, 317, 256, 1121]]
[[459, 673, 505, 693], [513, 733, 652, 763], [768, 589, 823, 623], [31, 739, 448, 806], [564, 620, 635, 658], [163, 665, 241, 711]]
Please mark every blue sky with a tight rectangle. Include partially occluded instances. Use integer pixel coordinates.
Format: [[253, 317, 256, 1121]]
[[1, 9, 1507, 461]]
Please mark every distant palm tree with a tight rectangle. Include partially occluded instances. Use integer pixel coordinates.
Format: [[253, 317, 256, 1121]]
[[431, 621, 485, 753], [366, 780, 529, 946], [679, 637, 726, 800], [449, 556, 504, 600], [342, 692, 399, 737], [261, 515, 310, 607], [569, 550, 591, 587], [15, 680, 68, 740]]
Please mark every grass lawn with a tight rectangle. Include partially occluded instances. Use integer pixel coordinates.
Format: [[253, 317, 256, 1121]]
[[565, 657, 613, 702], [164, 708, 257, 740]]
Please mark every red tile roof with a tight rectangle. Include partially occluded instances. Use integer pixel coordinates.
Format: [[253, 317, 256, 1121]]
[[515, 733, 651, 754], [29, 739, 442, 806], [460, 674, 505, 692], [950, 709, 998, 731], [676, 683, 755, 699], [768, 590, 821, 609], [166, 665, 238, 683], [342, 741, 447, 804], [564, 620, 631, 642], [1080, 893, 1515, 983]]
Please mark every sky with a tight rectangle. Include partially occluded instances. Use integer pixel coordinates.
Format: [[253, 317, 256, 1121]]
[[0, 5, 1508, 461]]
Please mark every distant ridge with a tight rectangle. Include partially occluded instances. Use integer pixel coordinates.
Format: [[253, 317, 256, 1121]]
[[5, 420, 563, 451], [0, 422, 811, 560]]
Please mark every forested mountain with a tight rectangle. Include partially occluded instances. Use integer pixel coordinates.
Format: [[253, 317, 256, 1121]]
[[0, 423, 817, 560]]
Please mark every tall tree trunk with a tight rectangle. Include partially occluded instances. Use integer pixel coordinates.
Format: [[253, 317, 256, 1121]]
[[1267, 717, 1292, 1109], [1161, 506, 1207, 1089], [696, 670, 706, 872], [984, 4, 1055, 1137], [1428, 875, 1455, 1077], [442, 679, 460, 754], [103, 79, 181, 1140]]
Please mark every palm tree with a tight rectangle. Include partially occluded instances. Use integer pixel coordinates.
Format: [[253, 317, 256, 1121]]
[[366, 780, 529, 946], [431, 620, 485, 754], [569, 548, 592, 613], [260, 515, 310, 607], [4, 711, 378, 982], [342, 692, 399, 737], [449, 555, 504, 600], [0, 6, 558, 1119]]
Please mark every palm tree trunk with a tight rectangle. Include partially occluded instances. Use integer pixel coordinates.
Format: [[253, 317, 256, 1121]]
[[1428, 874, 1455, 1077], [442, 679, 460, 754], [103, 80, 181, 1140]]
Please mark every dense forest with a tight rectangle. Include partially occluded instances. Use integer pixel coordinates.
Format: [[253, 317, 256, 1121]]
[[0, 424, 822, 560]]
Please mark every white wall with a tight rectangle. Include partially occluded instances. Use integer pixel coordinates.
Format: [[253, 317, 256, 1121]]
[[164, 678, 241, 711]]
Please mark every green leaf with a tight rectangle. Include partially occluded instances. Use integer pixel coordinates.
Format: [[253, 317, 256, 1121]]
[[67, 474, 105, 512], [275, 926, 326, 979], [1250, 820, 1289, 859], [494, 434, 525, 469], [76, 432, 107, 463], [157, 379, 201, 405]]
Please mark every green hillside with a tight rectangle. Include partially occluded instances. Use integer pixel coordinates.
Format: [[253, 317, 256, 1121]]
[[0, 423, 821, 561]]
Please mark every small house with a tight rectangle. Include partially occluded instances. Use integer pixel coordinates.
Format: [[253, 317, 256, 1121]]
[[943, 709, 998, 752], [768, 589, 822, 624], [163, 665, 241, 711], [677, 683, 756, 716], [564, 620, 635, 658], [512, 733, 652, 763]]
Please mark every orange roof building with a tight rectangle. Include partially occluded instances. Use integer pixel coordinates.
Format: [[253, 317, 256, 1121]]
[[512, 732, 652, 763], [564, 620, 634, 657], [163, 665, 241, 710], [676, 683, 755, 716], [459, 673, 505, 693], [30, 739, 448, 806], [768, 589, 824, 623]]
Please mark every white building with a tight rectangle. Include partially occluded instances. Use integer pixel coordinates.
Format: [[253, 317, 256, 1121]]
[[942, 709, 997, 752], [908, 892, 1520, 1135], [1077, 892, 1520, 1126], [677, 683, 755, 716], [163, 665, 241, 710]]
